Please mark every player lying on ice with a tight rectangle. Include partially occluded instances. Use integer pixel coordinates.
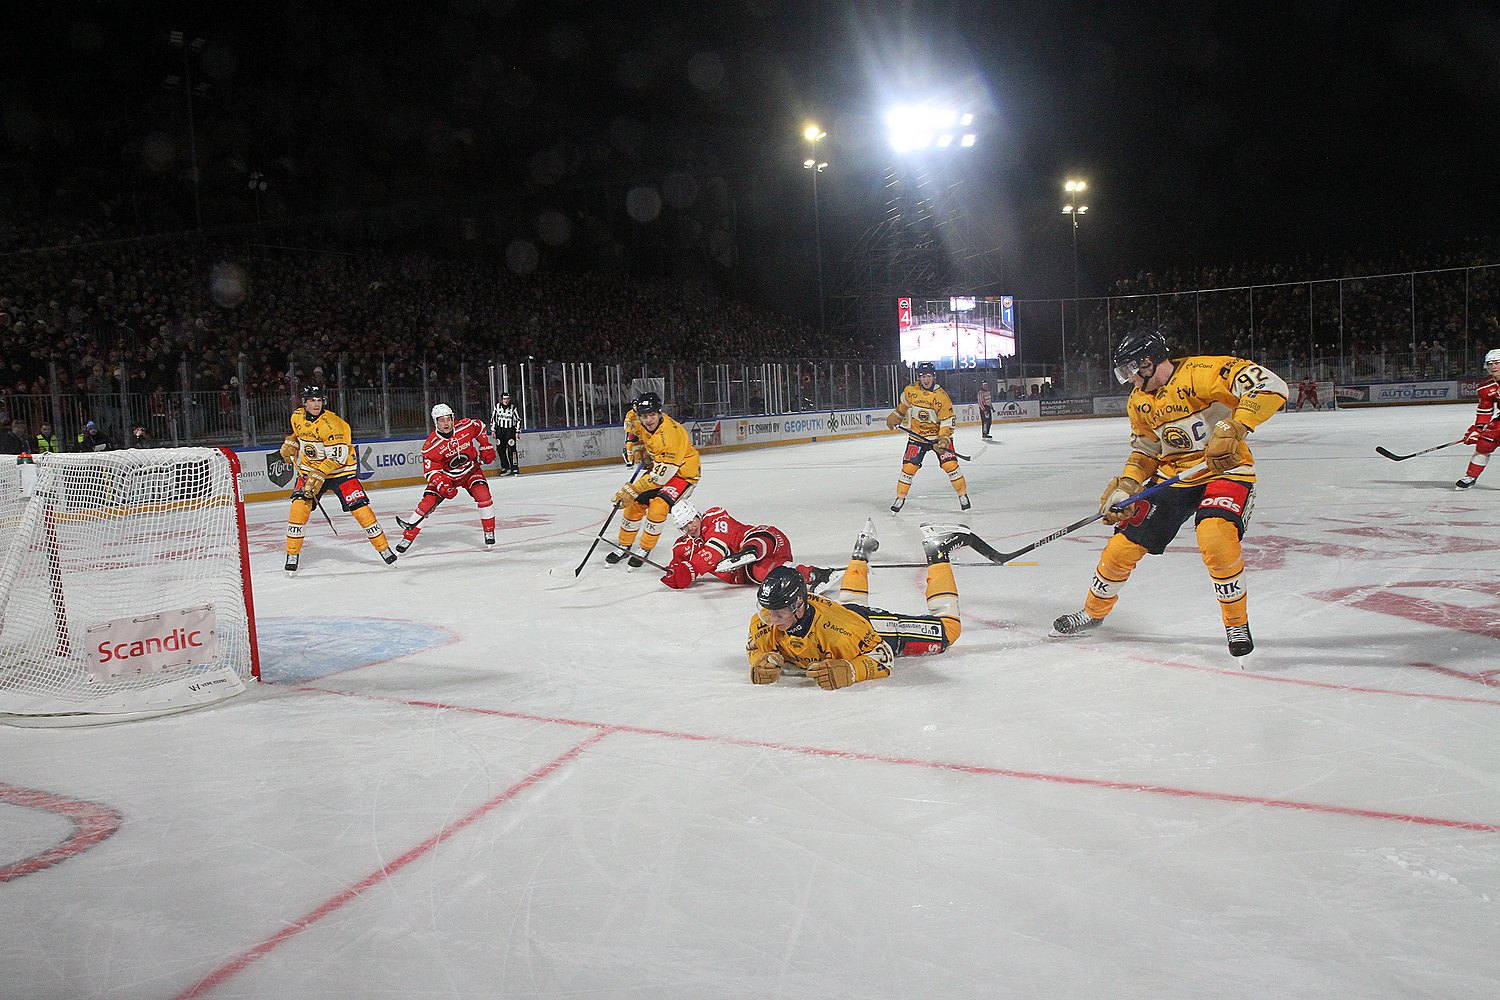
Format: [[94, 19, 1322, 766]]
[[745, 520, 970, 690], [658, 500, 834, 592]]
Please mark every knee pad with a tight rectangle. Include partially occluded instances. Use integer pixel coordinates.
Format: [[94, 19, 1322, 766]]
[[1196, 516, 1243, 577]]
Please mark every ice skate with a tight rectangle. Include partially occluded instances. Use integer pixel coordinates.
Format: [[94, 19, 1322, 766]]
[[627, 554, 645, 569], [1226, 623, 1254, 657], [284, 553, 298, 575], [1455, 476, 1477, 490], [484, 530, 495, 547], [804, 566, 838, 593], [604, 550, 627, 565], [380, 548, 397, 565], [920, 522, 972, 563], [889, 496, 905, 514], [1051, 610, 1103, 637], [959, 494, 971, 511], [394, 536, 413, 554], [851, 518, 880, 561]]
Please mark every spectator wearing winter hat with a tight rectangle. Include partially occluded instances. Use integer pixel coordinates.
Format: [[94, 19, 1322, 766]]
[[75, 420, 115, 452]]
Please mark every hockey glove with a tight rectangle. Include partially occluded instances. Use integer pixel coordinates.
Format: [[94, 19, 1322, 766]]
[[612, 482, 641, 507], [1464, 424, 1486, 445], [278, 438, 300, 462], [1204, 418, 1248, 473], [750, 651, 789, 685], [1099, 476, 1142, 524], [936, 434, 955, 454], [885, 410, 903, 430], [295, 471, 326, 502], [806, 658, 857, 690], [479, 446, 497, 464], [660, 562, 695, 589]]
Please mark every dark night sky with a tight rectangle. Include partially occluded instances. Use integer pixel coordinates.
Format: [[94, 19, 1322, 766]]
[[5, 0, 1500, 308]]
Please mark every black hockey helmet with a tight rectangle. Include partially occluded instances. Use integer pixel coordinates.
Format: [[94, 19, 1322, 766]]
[[634, 391, 663, 415], [757, 565, 808, 612], [915, 360, 937, 381], [1111, 327, 1169, 384], [301, 385, 326, 403]]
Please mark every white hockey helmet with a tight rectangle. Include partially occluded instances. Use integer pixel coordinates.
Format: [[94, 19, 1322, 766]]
[[431, 403, 455, 422], [669, 501, 701, 529], [1485, 348, 1500, 367]]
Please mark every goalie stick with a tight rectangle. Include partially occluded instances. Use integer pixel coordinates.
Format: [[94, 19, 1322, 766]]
[[1375, 440, 1463, 462], [896, 425, 985, 462], [573, 463, 643, 576]]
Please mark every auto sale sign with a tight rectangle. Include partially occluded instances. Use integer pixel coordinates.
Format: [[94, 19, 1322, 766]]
[[86, 605, 221, 681]]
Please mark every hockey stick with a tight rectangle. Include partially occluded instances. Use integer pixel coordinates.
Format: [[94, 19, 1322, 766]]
[[971, 463, 1219, 566], [1375, 440, 1463, 462], [896, 425, 985, 462], [313, 494, 339, 535], [598, 537, 672, 573], [573, 464, 643, 576]]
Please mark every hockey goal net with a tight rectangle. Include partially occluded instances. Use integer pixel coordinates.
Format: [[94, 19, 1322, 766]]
[[0, 448, 259, 726]]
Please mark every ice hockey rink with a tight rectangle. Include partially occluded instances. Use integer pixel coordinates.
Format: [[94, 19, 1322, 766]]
[[3, 401, 1498, 1000]]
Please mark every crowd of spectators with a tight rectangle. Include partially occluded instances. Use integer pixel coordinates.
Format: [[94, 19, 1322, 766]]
[[1059, 242, 1500, 391], [0, 222, 869, 429]]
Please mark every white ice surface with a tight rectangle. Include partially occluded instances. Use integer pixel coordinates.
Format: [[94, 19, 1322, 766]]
[[3, 404, 1499, 1000]]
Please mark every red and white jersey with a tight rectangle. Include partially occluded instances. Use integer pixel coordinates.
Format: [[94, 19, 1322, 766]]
[[665, 506, 755, 586], [421, 418, 495, 481], [1473, 379, 1499, 428]]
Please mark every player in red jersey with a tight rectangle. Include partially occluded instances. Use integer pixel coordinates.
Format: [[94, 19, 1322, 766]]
[[394, 403, 498, 552], [659, 501, 833, 592], [1295, 378, 1320, 410], [1454, 348, 1500, 490]]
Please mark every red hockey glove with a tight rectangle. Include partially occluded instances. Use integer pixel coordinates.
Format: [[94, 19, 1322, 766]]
[[1464, 424, 1486, 445], [660, 562, 695, 589]]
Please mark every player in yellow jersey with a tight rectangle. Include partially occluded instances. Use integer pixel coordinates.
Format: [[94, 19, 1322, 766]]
[[884, 361, 969, 513], [622, 404, 648, 467], [746, 519, 970, 689], [1051, 327, 1288, 657], [280, 385, 397, 574], [608, 391, 701, 567]]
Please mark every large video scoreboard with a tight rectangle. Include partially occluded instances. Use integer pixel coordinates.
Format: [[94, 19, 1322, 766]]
[[897, 295, 1015, 370]]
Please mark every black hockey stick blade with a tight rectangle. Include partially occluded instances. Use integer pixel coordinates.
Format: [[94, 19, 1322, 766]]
[[1375, 440, 1462, 462]]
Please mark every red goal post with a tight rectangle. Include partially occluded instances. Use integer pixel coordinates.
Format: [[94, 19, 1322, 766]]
[[0, 448, 259, 726]]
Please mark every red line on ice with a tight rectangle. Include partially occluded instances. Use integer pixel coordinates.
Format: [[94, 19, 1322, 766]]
[[168, 729, 609, 1000]]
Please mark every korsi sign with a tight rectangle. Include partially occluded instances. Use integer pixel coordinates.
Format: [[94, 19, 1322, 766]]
[[86, 605, 221, 681]]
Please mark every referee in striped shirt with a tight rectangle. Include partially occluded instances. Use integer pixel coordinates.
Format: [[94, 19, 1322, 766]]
[[490, 392, 522, 475]]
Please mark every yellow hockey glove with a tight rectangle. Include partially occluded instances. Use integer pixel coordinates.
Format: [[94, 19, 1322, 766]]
[[885, 410, 903, 430], [1204, 418, 1247, 474], [806, 658, 857, 690], [296, 470, 326, 502], [936, 433, 954, 453], [278, 438, 299, 462], [629, 444, 649, 466], [612, 482, 641, 507], [1099, 476, 1142, 524], [750, 651, 788, 685]]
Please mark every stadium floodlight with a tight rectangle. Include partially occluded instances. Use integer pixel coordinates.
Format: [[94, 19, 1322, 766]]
[[887, 105, 978, 152], [803, 124, 827, 142]]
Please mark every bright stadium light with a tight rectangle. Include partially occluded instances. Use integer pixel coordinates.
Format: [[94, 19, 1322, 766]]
[[887, 104, 978, 152]]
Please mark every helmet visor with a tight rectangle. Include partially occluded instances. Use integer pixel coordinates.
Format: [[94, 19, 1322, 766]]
[[1114, 358, 1149, 385]]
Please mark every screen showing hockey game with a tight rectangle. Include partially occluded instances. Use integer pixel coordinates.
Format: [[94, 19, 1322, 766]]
[[897, 295, 1016, 370]]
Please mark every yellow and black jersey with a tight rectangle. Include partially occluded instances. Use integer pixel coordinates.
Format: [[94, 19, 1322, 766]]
[[894, 383, 956, 440], [287, 407, 358, 479], [746, 594, 895, 675], [623, 407, 647, 463], [1120, 355, 1288, 483], [634, 413, 702, 490]]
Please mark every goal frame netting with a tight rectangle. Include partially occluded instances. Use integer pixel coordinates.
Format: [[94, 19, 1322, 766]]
[[0, 448, 260, 726]]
